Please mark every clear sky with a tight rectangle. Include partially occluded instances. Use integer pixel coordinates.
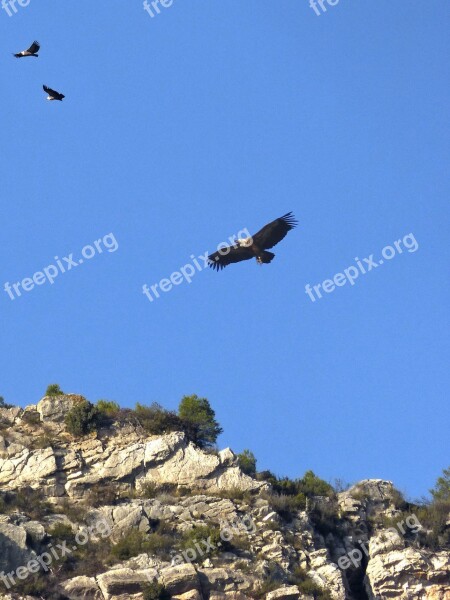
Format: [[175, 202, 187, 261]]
[[1, 1, 448, 500]]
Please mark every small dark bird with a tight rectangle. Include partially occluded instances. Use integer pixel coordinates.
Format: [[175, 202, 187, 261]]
[[208, 212, 298, 271], [43, 85, 65, 102], [14, 41, 40, 58]]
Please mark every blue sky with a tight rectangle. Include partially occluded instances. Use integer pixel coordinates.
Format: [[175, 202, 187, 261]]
[[1, 1, 448, 500]]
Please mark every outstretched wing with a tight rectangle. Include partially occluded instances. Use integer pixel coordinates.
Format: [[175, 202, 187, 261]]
[[208, 245, 254, 271], [43, 85, 64, 99], [252, 212, 298, 250], [27, 41, 40, 54]]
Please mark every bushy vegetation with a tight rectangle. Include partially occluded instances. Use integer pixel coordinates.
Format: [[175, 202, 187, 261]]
[[179, 524, 224, 560], [367, 467, 450, 550], [45, 383, 65, 396], [141, 582, 171, 600], [86, 482, 119, 507], [96, 399, 121, 418], [39, 389, 224, 449], [430, 466, 450, 502], [209, 487, 254, 502], [178, 394, 223, 448], [21, 410, 42, 426], [133, 395, 223, 449], [409, 467, 450, 549], [30, 426, 58, 449], [0, 572, 64, 599], [258, 469, 334, 498], [296, 580, 332, 599], [415, 500, 450, 549], [65, 400, 101, 436], [0, 396, 14, 409], [0, 487, 55, 520], [262, 491, 307, 521], [260, 470, 336, 522], [135, 402, 183, 435], [48, 522, 77, 544], [238, 449, 257, 476], [111, 529, 175, 561]]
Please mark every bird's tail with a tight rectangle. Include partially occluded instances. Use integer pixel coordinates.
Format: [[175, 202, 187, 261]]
[[258, 251, 275, 264]]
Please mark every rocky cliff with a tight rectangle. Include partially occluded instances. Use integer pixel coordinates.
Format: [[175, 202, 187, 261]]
[[0, 395, 448, 600]]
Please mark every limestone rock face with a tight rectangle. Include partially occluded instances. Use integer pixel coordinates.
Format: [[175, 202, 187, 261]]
[[308, 549, 346, 599], [0, 400, 449, 600], [265, 587, 300, 600], [365, 546, 450, 599], [161, 563, 200, 594], [96, 568, 152, 599], [0, 446, 57, 487], [0, 522, 35, 573], [60, 576, 104, 600], [36, 394, 81, 424]]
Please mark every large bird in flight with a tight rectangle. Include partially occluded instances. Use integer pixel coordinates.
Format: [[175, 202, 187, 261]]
[[14, 41, 40, 58], [43, 85, 65, 101], [208, 212, 297, 271]]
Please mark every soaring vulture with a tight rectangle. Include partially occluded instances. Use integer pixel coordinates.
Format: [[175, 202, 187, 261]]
[[208, 212, 298, 271], [43, 85, 65, 101], [14, 41, 40, 58]]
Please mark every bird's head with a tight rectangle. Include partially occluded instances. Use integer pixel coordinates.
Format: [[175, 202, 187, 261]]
[[237, 237, 253, 247]]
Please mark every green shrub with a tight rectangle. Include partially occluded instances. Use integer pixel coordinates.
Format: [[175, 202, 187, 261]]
[[430, 466, 450, 502], [86, 483, 118, 508], [297, 579, 332, 599], [65, 400, 100, 436], [234, 559, 253, 573], [179, 524, 224, 560], [285, 565, 332, 598], [0, 488, 55, 520], [21, 410, 42, 426], [58, 499, 88, 523], [0, 396, 14, 409], [238, 450, 257, 476], [97, 399, 121, 418], [415, 500, 450, 549], [135, 402, 183, 435], [263, 491, 306, 521], [140, 482, 159, 499], [258, 470, 334, 501], [390, 487, 408, 510], [309, 498, 340, 537], [48, 522, 76, 545], [142, 582, 171, 600], [178, 394, 223, 449], [0, 572, 51, 597], [45, 384, 65, 396], [252, 579, 279, 598], [298, 470, 335, 497], [31, 428, 58, 449], [210, 487, 253, 502], [111, 530, 174, 561]]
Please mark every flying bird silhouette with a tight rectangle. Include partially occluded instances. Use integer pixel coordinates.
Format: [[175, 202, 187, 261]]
[[14, 41, 40, 58], [208, 212, 298, 271], [43, 85, 65, 101]]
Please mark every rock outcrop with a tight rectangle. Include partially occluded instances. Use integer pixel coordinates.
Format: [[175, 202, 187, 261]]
[[0, 395, 448, 600]]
